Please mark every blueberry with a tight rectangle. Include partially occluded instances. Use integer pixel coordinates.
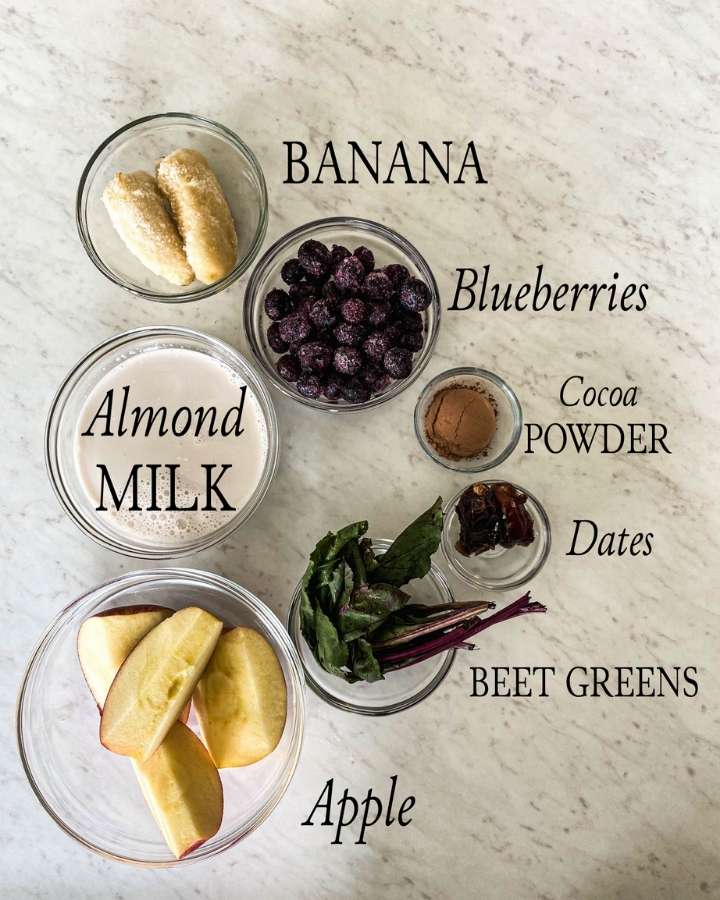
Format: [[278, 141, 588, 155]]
[[309, 297, 338, 329], [330, 244, 351, 268], [281, 258, 304, 285], [383, 346, 413, 379], [277, 354, 300, 382], [402, 330, 424, 352], [334, 321, 366, 346], [264, 288, 293, 321], [298, 340, 333, 372], [323, 279, 342, 303], [383, 321, 404, 346], [334, 345, 363, 376], [289, 280, 316, 303], [341, 297, 368, 324], [353, 245, 375, 273], [298, 239, 331, 278], [363, 330, 391, 361], [296, 372, 323, 399], [399, 277, 431, 312], [362, 270, 393, 302], [362, 362, 392, 393], [342, 377, 371, 404], [398, 310, 424, 332], [324, 374, 346, 401], [368, 301, 391, 327], [279, 311, 313, 345], [335, 255, 366, 292], [267, 321, 289, 354], [383, 263, 410, 289]]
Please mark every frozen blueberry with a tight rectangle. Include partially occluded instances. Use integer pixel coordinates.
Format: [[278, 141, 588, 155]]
[[342, 377, 371, 404], [362, 270, 393, 302], [281, 258, 304, 285], [353, 245, 375, 273], [334, 255, 366, 292], [296, 372, 324, 399], [289, 280, 316, 303], [323, 279, 342, 303], [340, 297, 368, 324], [330, 244, 351, 269], [383, 346, 413, 379], [399, 277, 431, 312], [334, 345, 363, 376], [309, 297, 338, 329], [298, 239, 331, 278], [383, 321, 404, 346], [334, 321, 366, 346], [398, 310, 424, 332], [362, 362, 392, 393], [363, 330, 392, 361], [383, 263, 410, 289], [264, 288, 293, 321], [298, 340, 333, 372], [279, 311, 313, 345], [401, 330, 424, 352], [368, 301, 391, 327], [324, 374, 346, 401], [277, 354, 300, 382], [267, 321, 289, 354]]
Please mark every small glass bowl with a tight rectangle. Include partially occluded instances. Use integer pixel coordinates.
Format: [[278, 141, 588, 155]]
[[442, 481, 551, 590], [244, 217, 440, 412], [287, 540, 455, 715], [45, 326, 279, 559], [77, 113, 268, 302], [16, 568, 305, 868], [415, 367, 522, 472]]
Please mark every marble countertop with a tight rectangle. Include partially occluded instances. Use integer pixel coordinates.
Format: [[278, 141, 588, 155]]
[[1, 1, 718, 897]]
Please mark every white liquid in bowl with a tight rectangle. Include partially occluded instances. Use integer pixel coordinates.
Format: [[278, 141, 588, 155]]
[[74, 348, 268, 545]]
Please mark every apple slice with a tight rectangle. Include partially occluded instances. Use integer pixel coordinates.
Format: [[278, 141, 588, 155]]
[[78, 605, 172, 707], [101, 606, 222, 761], [194, 627, 287, 767], [132, 721, 223, 859]]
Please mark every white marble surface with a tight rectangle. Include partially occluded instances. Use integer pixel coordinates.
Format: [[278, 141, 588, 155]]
[[1, 1, 719, 897]]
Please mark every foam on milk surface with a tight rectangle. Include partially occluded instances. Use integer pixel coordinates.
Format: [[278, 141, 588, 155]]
[[74, 348, 268, 545]]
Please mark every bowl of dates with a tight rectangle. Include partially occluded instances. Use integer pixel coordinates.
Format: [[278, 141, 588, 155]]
[[244, 217, 440, 410]]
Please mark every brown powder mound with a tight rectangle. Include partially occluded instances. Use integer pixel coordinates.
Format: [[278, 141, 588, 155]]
[[424, 385, 496, 460]]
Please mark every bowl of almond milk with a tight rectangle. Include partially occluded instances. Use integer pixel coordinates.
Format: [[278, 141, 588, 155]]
[[45, 327, 279, 558]]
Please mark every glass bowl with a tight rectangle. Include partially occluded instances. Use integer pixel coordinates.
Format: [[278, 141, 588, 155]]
[[415, 368, 522, 472], [442, 481, 551, 590], [45, 326, 279, 559], [287, 540, 455, 715], [244, 217, 440, 411], [77, 113, 268, 302], [16, 568, 305, 868]]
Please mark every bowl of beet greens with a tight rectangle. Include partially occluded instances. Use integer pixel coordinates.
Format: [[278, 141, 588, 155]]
[[287, 498, 547, 715]]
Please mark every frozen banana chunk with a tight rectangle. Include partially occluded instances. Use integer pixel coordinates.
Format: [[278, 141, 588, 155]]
[[157, 149, 238, 285], [103, 171, 195, 286]]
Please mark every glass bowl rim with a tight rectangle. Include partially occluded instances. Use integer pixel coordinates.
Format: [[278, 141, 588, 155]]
[[15, 566, 306, 868], [287, 538, 455, 715], [244, 216, 441, 413], [76, 112, 269, 303], [441, 480, 552, 589], [414, 367, 523, 472], [44, 325, 280, 559]]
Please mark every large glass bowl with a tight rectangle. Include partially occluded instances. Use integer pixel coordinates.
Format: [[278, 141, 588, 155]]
[[77, 113, 268, 302], [44, 326, 279, 559], [287, 540, 455, 715], [16, 569, 305, 868], [244, 217, 441, 411]]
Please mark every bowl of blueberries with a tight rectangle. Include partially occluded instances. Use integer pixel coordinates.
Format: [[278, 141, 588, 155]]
[[244, 217, 440, 410]]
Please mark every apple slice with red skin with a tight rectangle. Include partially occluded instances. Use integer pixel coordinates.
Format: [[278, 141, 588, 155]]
[[77, 605, 189, 721], [100, 606, 222, 762], [132, 721, 223, 859]]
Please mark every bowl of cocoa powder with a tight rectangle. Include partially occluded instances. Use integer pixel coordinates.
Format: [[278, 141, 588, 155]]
[[413, 367, 522, 472]]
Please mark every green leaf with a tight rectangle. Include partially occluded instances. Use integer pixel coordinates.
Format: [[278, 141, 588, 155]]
[[350, 638, 384, 682], [370, 497, 443, 588], [359, 538, 379, 576], [338, 583, 411, 641], [314, 607, 348, 675]]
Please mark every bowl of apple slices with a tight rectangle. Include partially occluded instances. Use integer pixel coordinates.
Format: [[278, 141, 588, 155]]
[[16, 569, 305, 866]]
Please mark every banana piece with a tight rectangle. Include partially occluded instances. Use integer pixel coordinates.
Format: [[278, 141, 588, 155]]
[[102, 171, 195, 286], [157, 149, 238, 285]]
